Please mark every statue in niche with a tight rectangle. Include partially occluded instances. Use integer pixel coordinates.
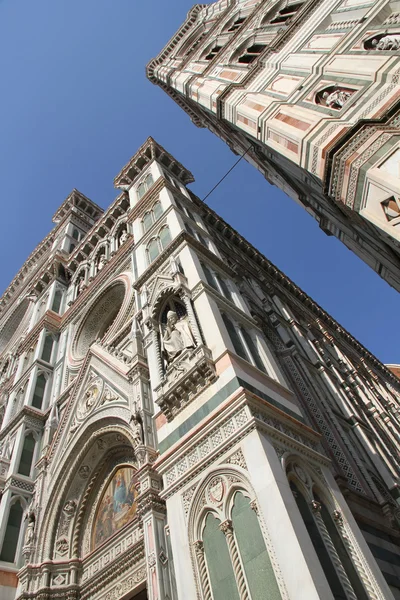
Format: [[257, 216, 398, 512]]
[[322, 88, 353, 109], [370, 33, 400, 50], [162, 310, 195, 363], [97, 254, 107, 272], [119, 229, 129, 245], [77, 275, 86, 295], [24, 510, 36, 546], [130, 415, 144, 446], [315, 85, 355, 110]]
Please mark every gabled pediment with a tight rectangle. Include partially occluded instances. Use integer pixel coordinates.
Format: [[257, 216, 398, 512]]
[[147, 273, 176, 311], [49, 352, 130, 468]]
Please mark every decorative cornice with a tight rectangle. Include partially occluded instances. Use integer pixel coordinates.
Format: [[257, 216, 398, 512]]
[[114, 136, 194, 189]]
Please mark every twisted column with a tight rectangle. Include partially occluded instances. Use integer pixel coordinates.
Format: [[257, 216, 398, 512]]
[[333, 511, 384, 600], [181, 293, 202, 346], [219, 520, 249, 600], [194, 541, 212, 600], [311, 502, 357, 600]]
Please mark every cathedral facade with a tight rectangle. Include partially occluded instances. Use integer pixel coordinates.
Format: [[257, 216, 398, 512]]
[[147, 0, 400, 292], [0, 138, 399, 599]]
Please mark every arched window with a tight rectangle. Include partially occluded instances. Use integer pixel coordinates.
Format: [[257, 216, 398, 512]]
[[145, 173, 154, 188], [142, 201, 164, 232], [51, 289, 63, 313], [159, 226, 172, 250], [290, 482, 348, 600], [69, 243, 76, 253], [31, 373, 46, 410], [227, 16, 247, 32], [222, 314, 248, 361], [18, 432, 36, 477], [231, 492, 281, 599], [72, 228, 80, 240], [137, 182, 146, 200], [147, 238, 160, 263], [185, 222, 195, 237], [270, 2, 304, 23], [204, 44, 223, 61], [143, 211, 153, 232], [41, 334, 54, 363], [238, 43, 266, 64], [201, 262, 218, 290], [240, 327, 266, 372], [313, 491, 368, 600], [203, 512, 240, 599], [153, 200, 163, 220], [0, 498, 24, 563], [146, 226, 172, 264], [137, 173, 155, 200], [216, 274, 234, 303]]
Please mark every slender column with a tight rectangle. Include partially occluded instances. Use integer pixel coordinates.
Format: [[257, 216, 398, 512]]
[[333, 510, 387, 600], [194, 541, 212, 600], [181, 293, 202, 346], [310, 501, 357, 600], [151, 326, 164, 381], [219, 519, 249, 600]]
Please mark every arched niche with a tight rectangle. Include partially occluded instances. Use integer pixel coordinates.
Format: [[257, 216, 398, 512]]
[[73, 282, 127, 359], [0, 298, 31, 354], [37, 423, 138, 565], [91, 464, 138, 551]]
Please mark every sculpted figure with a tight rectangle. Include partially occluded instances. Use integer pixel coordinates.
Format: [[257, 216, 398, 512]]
[[322, 88, 353, 109], [372, 34, 400, 50], [78, 276, 86, 294], [25, 511, 35, 545], [131, 416, 144, 446], [170, 255, 179, 275], [119, 230, 129, 245], [97, 254, 107, 271], [162, 310, 195, 362]]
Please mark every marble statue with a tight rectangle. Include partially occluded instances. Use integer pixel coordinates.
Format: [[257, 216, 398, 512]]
[[170, 255, 179, 275], [372, 34, 400, 50], [119, 230, 129, 245], [131, 416, 144, 446], [97, 255, 107, 271], [25, 511, 35, 546], [77, 276, 86, 294], [322, 88, 353, 109], [162, 310, 195, 362]]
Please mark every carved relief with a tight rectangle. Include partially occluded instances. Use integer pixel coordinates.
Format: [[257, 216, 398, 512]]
[[315, 85, 355, 110], [207, 476, 225, 505], [364, 32, 400, 50]]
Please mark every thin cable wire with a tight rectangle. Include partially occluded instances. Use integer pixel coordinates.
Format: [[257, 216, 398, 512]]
[[201, 144, 254, 203]]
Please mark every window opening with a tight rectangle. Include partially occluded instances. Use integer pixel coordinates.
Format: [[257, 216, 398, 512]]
[[222, 313, 248, 361], [0, 500, 23, 563], [51, 290, 62, 313], [205, 45, 223, 60], [143, 211, 153, 232], [228, 17, 246, 32], [159, 226, 172, 250], [18, 433, 36, 477], [32, 373, 46, 410], [238, 44, 266, 64], [147, 238, 159, 263], [41, 335, 54, 363], [241, 327, 266, 372], [270, 3, 303, 23]]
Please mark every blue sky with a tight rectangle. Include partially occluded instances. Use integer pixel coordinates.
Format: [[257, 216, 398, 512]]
[[0, 0, 398, 364]]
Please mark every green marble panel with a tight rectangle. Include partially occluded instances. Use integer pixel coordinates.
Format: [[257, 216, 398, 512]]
[[232, 492, 281, 600], [203, 513, 240, 600]]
